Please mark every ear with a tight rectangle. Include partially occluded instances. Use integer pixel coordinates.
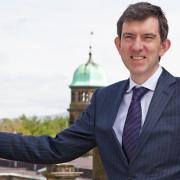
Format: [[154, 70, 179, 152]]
[[114, 36, 121, 53], [159, 39, 171, 57]]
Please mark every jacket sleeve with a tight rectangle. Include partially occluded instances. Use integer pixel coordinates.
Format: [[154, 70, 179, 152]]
[[0, 91, 98, 164]]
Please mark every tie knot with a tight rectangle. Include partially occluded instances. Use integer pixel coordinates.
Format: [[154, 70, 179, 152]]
[[132, 87, 149, 101]]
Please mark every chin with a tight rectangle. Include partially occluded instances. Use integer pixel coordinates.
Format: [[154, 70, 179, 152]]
[[130, 68, 146, 74]]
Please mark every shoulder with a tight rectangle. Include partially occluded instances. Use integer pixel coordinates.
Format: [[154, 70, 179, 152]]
[[175, 77, 180, 87], [175, 77, 180, 82], [161, 68, 180, 89]]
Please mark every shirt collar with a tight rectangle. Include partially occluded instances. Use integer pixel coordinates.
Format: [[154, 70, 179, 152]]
[[127, 66, 163, 93]]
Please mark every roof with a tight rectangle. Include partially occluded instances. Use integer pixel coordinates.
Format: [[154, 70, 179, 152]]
[[70, 51, 107, 87], [0, 167, 45, 180]]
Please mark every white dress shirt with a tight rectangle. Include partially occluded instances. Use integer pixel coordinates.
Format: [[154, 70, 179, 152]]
[[113, 66, 163, 144]]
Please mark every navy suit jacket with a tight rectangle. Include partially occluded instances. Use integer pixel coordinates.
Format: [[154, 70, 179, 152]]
[[0, 68, 180, 180]]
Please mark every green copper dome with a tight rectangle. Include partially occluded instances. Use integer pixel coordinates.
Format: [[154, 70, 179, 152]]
[[70, 51, 107, 87]]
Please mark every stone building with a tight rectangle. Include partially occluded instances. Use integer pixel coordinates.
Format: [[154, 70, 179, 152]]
[[68, 46, 107, 125], [68, 46, 108, 179]]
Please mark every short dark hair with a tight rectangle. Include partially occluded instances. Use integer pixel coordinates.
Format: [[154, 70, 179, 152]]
[[117, 2, 168, 42]]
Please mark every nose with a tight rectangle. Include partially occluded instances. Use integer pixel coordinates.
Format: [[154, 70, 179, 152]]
[[131, 38, 143, 52]]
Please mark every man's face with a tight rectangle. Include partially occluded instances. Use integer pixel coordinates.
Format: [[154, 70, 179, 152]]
[[115, 17, 170, 83]]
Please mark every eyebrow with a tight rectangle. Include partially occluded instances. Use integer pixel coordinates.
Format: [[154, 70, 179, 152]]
[[143, 33, 156, 37], [122, 33, 157, 37], [122, 33, 135, 37]]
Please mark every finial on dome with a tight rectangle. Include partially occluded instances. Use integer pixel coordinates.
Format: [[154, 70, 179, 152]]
[[88, 32, 94, 63]]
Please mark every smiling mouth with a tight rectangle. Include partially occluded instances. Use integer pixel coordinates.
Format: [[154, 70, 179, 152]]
[[130, 56, 146, 61]]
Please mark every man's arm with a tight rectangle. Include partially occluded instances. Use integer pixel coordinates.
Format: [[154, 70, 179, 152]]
[[0, 91, 98, 164]]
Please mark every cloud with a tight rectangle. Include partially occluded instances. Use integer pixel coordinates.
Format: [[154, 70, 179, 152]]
[[0, 0, 180, 118], [0, 17, 28, 32], [0, 73, 70, 118]]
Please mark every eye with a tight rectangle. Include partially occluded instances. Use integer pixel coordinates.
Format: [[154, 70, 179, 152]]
[[125, 35, 133, 38], [145, 36, 153, 39], [123, 34, 134, 40], [144, 34, 156, 40]]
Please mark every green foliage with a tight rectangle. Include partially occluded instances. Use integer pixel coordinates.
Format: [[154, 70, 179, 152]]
[[0, 114, 69, 137]]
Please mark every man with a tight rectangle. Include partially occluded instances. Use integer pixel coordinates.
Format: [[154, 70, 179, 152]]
[[0, 2, 179, 179]]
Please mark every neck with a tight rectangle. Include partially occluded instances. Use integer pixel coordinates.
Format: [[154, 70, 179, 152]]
[[131, 75, 149, 85], [131, 66, 159, 85]]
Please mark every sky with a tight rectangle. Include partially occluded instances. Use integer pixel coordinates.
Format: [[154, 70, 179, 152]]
[[0, 0, 180, 119]]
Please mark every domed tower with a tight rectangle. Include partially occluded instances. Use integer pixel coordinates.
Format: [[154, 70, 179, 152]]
[[69, 35, 108, 179], [69, 46, 107, 124]]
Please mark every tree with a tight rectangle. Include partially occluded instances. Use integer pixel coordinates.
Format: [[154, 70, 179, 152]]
[[0, 115, 69, 137]]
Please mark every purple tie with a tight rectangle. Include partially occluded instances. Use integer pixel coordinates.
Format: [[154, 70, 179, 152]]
[[122, 87, 149, 162]]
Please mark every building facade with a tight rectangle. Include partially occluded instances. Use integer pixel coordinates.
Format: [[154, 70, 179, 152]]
[[68, 47, 108, 179], [68, 47, 107, 125]]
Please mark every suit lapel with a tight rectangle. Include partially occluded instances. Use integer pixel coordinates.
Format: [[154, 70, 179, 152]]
[[107, 80, 129, 165], [132, 69, 176, 163], [109, 80, 129, 127]]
